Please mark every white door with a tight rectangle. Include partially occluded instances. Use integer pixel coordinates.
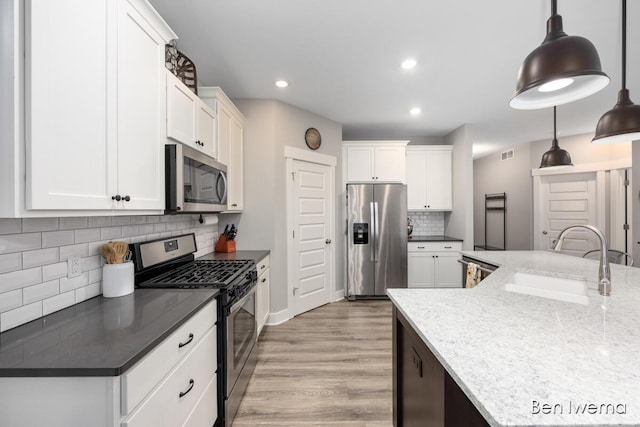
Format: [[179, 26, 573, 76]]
[[536, 172, 598, 256], [291, 160, 332, 316]]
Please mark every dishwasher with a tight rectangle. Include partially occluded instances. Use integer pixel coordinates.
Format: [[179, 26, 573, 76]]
[[458, 256, 499, 286]]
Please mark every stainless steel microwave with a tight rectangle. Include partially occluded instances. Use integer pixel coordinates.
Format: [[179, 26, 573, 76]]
[[165, 144, 228, 213]]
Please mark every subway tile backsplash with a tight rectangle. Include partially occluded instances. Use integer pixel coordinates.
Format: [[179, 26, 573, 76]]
[[0, 215, 217, 332], [408, 211, 445, 235]]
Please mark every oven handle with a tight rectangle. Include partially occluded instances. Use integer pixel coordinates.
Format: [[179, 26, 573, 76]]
[[230, 284, 256, 315], [457, 259, 496, 274]]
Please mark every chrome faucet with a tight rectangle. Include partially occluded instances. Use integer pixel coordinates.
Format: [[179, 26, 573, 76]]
[[551, 225, 611, 296]]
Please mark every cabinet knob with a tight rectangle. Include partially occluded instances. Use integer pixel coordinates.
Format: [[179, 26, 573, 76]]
[[124, 195, 131, 202], [112, 195, 121, 201], [261, 278, 266, 283]]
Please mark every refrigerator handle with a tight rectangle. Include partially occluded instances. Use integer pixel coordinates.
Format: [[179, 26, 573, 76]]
[[370, 202, 375, 262], [373, 202, 379, 262]]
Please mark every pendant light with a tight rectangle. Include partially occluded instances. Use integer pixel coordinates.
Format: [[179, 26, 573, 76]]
[[510, 0, 609, 110], [592, 0, 640, 144], [540, 106, 573, 169]]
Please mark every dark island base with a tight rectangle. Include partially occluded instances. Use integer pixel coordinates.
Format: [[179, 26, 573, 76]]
[[393, 307, 489, 427]]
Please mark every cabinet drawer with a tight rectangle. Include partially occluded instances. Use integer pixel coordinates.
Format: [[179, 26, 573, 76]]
[[257, 255, 270, 275], [123, 326, 217, 427], [408, 242, 461, 252], [121, 300, 216, 414], [182, 374, 218, 427]]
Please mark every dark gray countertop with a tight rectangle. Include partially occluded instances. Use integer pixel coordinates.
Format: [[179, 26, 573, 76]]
[[0, 289, 218, 377], [197, 250, 270, 262], [408, 235, 463, 242]]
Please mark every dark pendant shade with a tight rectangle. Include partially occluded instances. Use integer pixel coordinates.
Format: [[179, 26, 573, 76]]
[[592, 0, 640, 144], [540, 107, 573, 169], [510, 3, 609, 110]]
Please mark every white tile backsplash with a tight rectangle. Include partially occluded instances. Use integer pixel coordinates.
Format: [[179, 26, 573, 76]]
[[23, 280, 60, 305], [1, 302, 43, 331], [0, 253, 22, 274], [0, 214, 217, 332], [22, 218, 59, 233], [22, 248, 60, 269], [408, 211, 445, 235], [42, 231, 74, 248], [42, 292, 75, 316]]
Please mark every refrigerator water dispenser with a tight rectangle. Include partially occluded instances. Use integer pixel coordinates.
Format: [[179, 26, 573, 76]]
[[353, 223, 368, 244]]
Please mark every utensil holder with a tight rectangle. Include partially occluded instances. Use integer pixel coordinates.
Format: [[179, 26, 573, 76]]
[[215, 236, 236, 253], [102, 261, 134, 298]]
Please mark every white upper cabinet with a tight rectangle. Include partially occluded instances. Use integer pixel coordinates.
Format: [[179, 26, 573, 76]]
[[166, 71, 217, 159], [406, 146, 452, 211], [199, 87, 245, 212], [20, 0, 176, 214], [343, 141, 408, 183]]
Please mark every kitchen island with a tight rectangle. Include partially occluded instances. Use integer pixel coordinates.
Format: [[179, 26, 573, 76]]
[[388, 250, 640, 426]]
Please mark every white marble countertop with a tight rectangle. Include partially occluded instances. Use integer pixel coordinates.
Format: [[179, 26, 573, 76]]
[[388, 250, 640, 426]]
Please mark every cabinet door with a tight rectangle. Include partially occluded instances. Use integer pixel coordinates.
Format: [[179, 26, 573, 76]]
[[434, 252, 462, 288], [346, 146, 375, 182], [256, 269, 270, 336], [406, 150, 428, 210], [226, 118, 243, 210], [116, 0, 166, 210], [408, 252, 435, 288], [216, 102, 232, 166], [167, 72, 197, 146], [26, 0, 116, 210], [425, 150, 452, 210], [374, 146, 405, 183], [197, 102, 216, 159]]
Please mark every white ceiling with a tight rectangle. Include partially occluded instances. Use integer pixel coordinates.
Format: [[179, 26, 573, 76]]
[[148, 0, 640, 158]]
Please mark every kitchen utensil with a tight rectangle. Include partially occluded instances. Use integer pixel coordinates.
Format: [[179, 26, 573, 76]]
[[112, 241, 128, 264], [101, 243, 116, 264]]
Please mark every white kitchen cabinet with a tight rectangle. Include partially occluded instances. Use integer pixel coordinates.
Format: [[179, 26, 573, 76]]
[[406, 146, 453, 211], [0, 300, 218, 427], [199, 87, 246, 211], [343, 141, 408, 183], [256, 255, 270, 337], [407, 241, 462, 288], [166, 71, 217, 159], [1, 0, 175, 216]]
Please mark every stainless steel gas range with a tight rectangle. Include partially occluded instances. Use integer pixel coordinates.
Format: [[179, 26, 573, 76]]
[[131, 233, 258, 427]]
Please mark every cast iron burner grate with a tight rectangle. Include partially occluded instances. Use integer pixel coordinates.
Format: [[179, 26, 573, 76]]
[[142, 260, 253, 287]]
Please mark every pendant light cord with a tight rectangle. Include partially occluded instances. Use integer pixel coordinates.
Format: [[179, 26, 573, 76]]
[[622, 0, 627, 89], [553, 106, 557, 139], [551, 0, 557, 15]]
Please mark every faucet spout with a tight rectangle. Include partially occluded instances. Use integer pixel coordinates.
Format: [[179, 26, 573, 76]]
[[552, 225, 611, 296]]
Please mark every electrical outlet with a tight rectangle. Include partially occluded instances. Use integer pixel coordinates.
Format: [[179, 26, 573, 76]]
[[68, 257, 82, 278]]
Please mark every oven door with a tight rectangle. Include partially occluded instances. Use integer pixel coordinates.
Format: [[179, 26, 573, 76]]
[[226, 285, 257, 398], [166, 144, 228, 213]]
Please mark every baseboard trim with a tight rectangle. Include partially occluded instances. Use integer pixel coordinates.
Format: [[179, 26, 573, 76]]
[[266, 308, 291, 326], [332, 289, 345, 302]]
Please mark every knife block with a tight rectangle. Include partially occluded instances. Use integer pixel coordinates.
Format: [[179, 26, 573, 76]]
[[215, 235, 236, 253]]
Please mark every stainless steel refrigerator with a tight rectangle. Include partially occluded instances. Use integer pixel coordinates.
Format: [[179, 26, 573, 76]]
[[347, 184, 407, 299]]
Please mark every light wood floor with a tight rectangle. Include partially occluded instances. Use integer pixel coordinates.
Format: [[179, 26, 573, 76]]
[[233, 300, 393, 427]]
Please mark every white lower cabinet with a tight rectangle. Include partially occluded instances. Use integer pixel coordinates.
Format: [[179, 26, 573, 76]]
[[256, 255, 270, 336], [408, 242, 462, 288], [0, 300, 218, 427]]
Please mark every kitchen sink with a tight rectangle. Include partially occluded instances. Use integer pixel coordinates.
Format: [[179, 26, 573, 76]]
[[504, 270, 589, 305]]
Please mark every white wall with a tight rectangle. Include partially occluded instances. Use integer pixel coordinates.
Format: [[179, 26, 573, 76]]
[[474, 144, 532, 250], [444, 124, 474, 249], [230, 99, 343, 316], [633, 141, 640, 263]]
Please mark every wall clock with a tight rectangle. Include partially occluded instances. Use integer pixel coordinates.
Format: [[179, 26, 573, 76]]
[[305, 128, 321, 150]]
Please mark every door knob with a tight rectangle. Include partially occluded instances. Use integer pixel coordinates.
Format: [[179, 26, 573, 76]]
[[325, 239, 332, 244], [542, 230, 548, 235]]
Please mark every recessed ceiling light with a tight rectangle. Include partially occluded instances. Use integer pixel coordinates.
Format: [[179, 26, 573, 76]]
[[410, 107, 421, 116], [275, 80, 289, 88], [401, 59, 417, 70]]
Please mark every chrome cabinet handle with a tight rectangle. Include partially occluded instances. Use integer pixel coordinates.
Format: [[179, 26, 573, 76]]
[[179, 379, 194, 398], [178, 333, 194, 348]]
